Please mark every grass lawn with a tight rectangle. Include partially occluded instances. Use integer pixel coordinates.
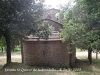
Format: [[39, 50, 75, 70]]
[[0, 62, 100, 75], [0, 51, 100, 75], [0, 51, 21, 56], [76, 48, 87, 52], [0, 51, 21, 70]]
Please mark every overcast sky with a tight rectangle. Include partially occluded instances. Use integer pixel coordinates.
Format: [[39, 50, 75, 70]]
[[44, 0, 72, 8]]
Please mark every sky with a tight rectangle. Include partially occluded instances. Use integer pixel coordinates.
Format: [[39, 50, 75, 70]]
[[44, 0, 72, 8]]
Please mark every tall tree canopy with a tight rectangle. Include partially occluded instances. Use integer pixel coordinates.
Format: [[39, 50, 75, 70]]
[[0, 0, 44, 63], [76, 0, 100, 49], [60, 0, 100, 62], [61, 0, 100, 49]]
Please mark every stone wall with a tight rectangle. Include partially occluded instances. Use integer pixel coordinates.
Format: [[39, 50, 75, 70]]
[[43, 9, 60, 21], [43, 9, 64, 24], [22, 40, 72, 68], [42, 19, 63, 31]]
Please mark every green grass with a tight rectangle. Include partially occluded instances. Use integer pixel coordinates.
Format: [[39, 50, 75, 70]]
[[0, 62, 76, 75], [0, 51, 21, 70], [76, 48, 88, 52], [0, 52, 6, 56], [75, 72, 100, 75], [0, 51, 21, 56], [0, 62, 100, 75], [11, 51, 21, 55], [0, 45, 21, 54], [0, 50, 100, 75], [14, 46, 21, 51], [0, 59, 100, 75], [0, 58, 21, 69], [75, 54, 100, 73]]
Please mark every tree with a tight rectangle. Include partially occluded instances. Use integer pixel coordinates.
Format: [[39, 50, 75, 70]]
[[60, 0, 100, 64], [77, 0, 100, 60], [0, 36, 6, 52], [0, 0, 44, 63], [60, 4, 87, 47], [36, 21, 54, 40]]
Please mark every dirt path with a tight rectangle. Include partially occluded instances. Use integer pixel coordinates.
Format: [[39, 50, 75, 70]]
[[0, 55, 21, 59], [76, 51, 100, 57], [0, 52, 100, 59]]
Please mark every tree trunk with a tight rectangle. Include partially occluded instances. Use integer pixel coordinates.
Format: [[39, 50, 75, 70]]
[[21, 39, 24, 63], [96, 50, 98, 59], [1, 47, 3, 53], [88, 49, 89, 59], [90, 49, 92, 64], [88, 47, 92, 64], [4, 32, 11, 63]]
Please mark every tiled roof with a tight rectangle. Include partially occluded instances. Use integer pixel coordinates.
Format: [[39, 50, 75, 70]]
[[26, 31, 61, 41]]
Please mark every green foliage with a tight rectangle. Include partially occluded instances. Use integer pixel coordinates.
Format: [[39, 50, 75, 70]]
[[60, 4, 87, 48], [60, 20, 85, 43], [60, 0, 100, 50], [37, 21, 54, 40], [0, 37, 6, 48], [0, 0, 44, 37], [0, 0, 48, 62], [76, 0, 100, 50], [0, 37, 6, 52]]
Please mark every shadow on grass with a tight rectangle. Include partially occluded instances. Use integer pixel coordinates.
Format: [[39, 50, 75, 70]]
[[74, 58, 100, 72], [0, 65, 3, 70], [0, 62, 74, 75], [0, 58, 100, 75]]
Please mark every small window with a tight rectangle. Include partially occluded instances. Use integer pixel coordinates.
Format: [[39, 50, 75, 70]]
[[55, 13, 59, 20]]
